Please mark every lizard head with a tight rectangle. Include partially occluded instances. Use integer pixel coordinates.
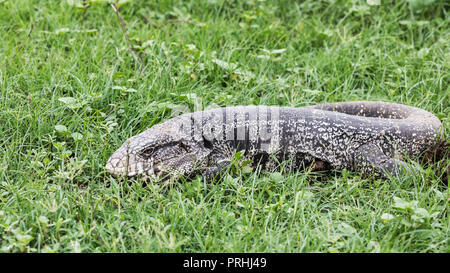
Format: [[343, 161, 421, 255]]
[[105, 128, 189, 179]]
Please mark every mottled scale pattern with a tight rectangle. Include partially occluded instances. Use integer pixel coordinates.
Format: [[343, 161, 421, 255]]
[[106, 101, 442, 180]]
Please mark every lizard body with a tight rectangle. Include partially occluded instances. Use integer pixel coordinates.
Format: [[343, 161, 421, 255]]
[[106, 101, 442, 180]]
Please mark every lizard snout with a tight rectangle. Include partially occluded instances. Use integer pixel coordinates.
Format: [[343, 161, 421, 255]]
[[105, 148, 128, 176], [106, 142, 156, 177]]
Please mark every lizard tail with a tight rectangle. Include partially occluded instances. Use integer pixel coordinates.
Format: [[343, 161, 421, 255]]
[[307, 100, 442, 136], [308, 101, 445, 179]]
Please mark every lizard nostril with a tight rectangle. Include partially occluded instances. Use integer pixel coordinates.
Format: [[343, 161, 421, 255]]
[[112, 158, 123, 168], [106, 158, 127, 176]]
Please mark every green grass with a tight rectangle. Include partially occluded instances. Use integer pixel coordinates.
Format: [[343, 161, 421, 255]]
[[0, 0, 449, 252]]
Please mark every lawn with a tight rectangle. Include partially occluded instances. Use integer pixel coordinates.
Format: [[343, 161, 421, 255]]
[[0, 0, 448, 252]]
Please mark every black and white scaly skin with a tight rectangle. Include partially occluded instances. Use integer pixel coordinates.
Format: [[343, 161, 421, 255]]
[[105, 101, 442, 180]]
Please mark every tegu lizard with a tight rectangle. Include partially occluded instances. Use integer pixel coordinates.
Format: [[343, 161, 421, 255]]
[[105, 101, 442, 180]]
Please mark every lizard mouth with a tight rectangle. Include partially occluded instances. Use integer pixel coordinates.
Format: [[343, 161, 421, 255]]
[[142, 155, 183, 180], [105, 156, 127, 177], [106, 149, 185, 180]]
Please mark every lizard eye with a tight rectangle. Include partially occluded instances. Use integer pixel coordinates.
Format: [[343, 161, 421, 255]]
[[140, 146, 155, 158], [138, 143, 186, 160]]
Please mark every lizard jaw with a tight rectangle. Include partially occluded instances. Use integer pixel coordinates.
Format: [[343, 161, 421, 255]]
[[105, 146, 147, 177], [105, 150, 179, 179]]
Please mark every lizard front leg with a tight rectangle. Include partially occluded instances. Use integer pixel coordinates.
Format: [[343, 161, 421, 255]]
[[201, 152, 232, 182]]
